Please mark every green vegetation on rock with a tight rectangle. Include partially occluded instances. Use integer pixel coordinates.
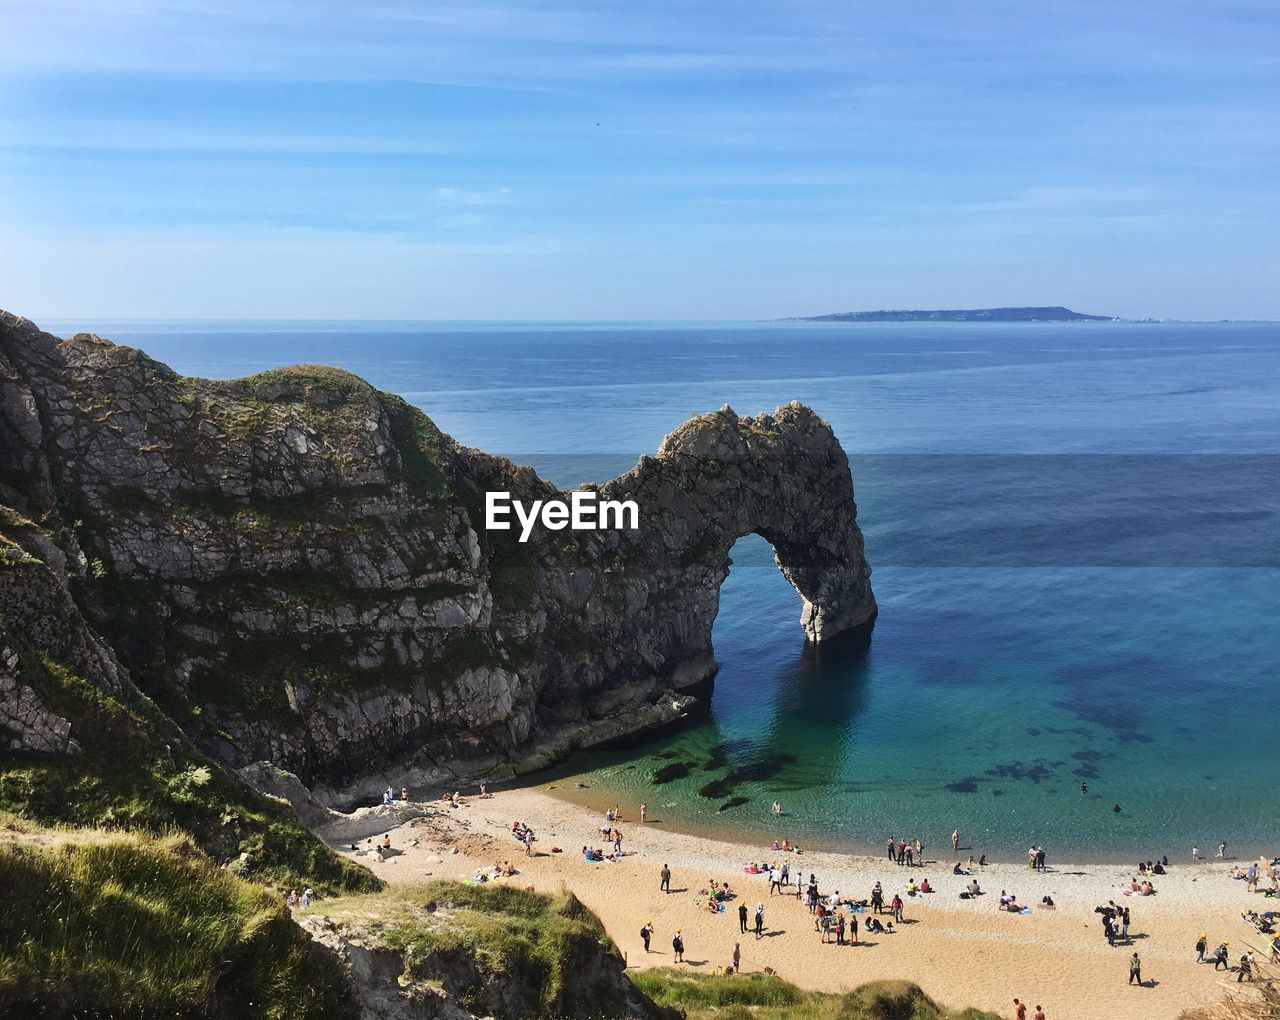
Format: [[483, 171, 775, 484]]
[[0, 820, 355, 1019], [632, 969, 1002, 1020]]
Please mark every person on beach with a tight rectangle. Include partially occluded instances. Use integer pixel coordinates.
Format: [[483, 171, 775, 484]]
[[732, 942, 741, 973], [952, 829, 960, 855], [754, 902, 764, 939], [769, 867, 782, 895], [1214, 941, 1230, 970], [1034, 1007, 1045, 1020], [660, 863, 671, 893], [835, 912, 845, 945], [1237, 950, 1253, 982], [888, 836, 896, 862], [672, 930, 684, 963], [640, 802, 647, 824], [640, 922, 653, 952], [1194, 932, 1207, 963], [739, 902, 749, 933], [914, 838, 923, 864], [1218, 841, 1227, 859], [891, 893, 904, 923], [871, 882, 884, 914], [1121, 907, 1131, 941], [1128, 951, 1141, 985], [1013, 998, 1026, 1019]]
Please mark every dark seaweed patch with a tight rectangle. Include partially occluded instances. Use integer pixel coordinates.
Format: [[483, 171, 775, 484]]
[[719, 797, 750, 811], [946, 779, 979, 793], [1026, 728, 1041, 736], [702, 744, 729, 771], [698, 777, 738, 800], [652, 762, 693, 784], [984, 759, 1063, 784]]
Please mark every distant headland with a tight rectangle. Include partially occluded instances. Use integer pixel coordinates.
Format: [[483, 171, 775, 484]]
[[783, 305, 1116, 323]]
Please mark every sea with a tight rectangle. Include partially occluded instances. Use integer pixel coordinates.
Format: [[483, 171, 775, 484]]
[[47, 318, 1280, 863]]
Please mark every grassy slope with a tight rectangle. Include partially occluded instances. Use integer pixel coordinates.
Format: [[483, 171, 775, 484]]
[[0, 818, 354, 1019], [632, 969, 1003, 1020]]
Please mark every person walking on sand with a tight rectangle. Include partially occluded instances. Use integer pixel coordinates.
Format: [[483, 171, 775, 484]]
[[660, 863, 671, 894], [769, 866, 781, 895], [871, 881, 884, 914], [732, 942, 741, 973], [1128, 951, 1141, 986], [640, 922, 653, 952], [1214, 941, 1230, 970], [1237, 950, 1253, 982], [739, 902, 749, 934], [1194, 932, 1207, 963], [891, 894, 904, 923], [672, 930, 684, 963], [754, 902, 764, 939], [1121, 907, 1130, 941], [1034, 1007, 1045, 1020], [1013, 998, 1027, 1020]]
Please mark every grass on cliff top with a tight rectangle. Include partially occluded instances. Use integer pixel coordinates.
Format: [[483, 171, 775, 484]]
[[0, 820, 354, 1020], [631, 969, 1002, 1020], [302, 879, 624, 1018]]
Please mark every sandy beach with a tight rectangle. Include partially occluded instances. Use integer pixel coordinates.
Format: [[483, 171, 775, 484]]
[[320, 783, 1276, 1020]]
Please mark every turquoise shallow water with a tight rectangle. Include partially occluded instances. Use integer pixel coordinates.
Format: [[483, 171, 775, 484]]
[[51, 319, 1280, 861]]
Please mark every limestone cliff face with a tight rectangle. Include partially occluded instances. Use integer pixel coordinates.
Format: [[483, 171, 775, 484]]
[[0, 311, 874, 805]]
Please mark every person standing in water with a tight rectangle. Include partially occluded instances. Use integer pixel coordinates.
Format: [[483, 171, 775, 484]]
[[640, 803, 647, 824], [952, 829, 960, 856]]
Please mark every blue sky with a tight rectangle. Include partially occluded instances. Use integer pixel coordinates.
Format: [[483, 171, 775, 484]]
[[1, 1, 1277, 319]]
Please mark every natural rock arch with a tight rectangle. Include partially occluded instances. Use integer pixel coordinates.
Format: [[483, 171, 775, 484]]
[[0, 312, 876, 802]]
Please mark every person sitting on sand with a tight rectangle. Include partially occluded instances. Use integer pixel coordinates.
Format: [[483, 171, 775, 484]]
[[906, 879, 918, 896], [921, 879, 932, 893], [479, 783, 491, 798], [953, 862, 964, 875], [381, 834, 392, 849], [968, 879, 981, 897], [999, 890, 1012, 909]]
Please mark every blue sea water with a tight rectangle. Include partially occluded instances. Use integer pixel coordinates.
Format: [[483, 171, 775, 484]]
[[51, 319, 1280, 861]]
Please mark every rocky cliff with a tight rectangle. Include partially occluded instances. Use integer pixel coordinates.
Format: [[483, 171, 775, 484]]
[[0, 311, 874, 806]]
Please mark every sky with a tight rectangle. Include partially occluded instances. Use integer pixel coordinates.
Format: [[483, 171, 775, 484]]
[[1, 0, 1278, 320]]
